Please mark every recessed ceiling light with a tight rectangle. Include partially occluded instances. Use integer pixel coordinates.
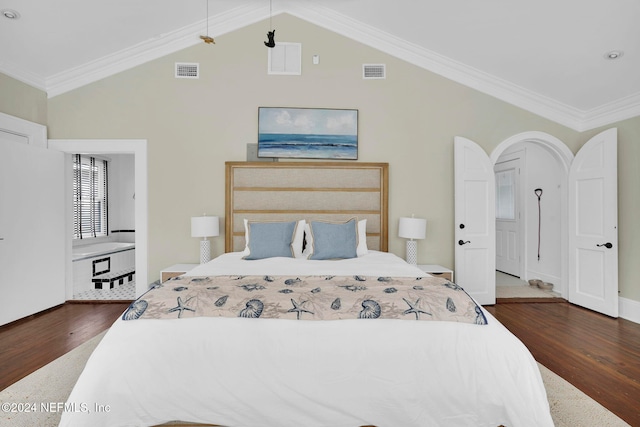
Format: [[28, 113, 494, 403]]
[[604, 50, 624, 60], [1, 9, 20, 19]]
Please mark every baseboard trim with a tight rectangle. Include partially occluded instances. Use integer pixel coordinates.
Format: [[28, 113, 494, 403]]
[[619, 297, 640, 324]]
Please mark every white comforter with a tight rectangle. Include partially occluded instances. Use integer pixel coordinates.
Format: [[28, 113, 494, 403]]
[[60, 252, 553, 427]]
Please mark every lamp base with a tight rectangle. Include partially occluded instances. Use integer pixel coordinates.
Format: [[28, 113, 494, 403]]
[[406, 240, 417, 265], [200, 239, 211, 264]]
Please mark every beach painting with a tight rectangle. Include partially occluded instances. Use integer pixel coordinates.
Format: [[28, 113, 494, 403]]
[[258, 107, 358, 159]]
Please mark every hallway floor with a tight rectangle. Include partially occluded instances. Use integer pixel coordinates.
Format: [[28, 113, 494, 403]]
[[496, 271, 562, 298], [496, 271, 529, 286]]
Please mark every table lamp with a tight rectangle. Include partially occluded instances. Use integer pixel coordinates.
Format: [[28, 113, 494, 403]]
[[398, 216, 427, 265], [191, 215, 219, 264]]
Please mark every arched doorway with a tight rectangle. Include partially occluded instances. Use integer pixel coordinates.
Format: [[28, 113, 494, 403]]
[[491, 132, 573, 297], [454, 132, 574, 305], [455, 129, 618, 315]]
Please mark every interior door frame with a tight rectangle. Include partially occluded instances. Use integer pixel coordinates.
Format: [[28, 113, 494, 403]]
[[490, 132, 573, 297], [49, 139, 148, 299]]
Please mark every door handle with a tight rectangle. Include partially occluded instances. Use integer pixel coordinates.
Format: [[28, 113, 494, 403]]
[[458, 240, 471, 246], [597, 242, 613, 249]]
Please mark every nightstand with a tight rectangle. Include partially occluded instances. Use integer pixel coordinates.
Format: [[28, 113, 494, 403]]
[[161, 263, 199, 282], [417, 264, 454, 282]]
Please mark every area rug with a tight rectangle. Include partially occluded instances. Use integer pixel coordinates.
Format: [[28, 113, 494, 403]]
[[0, 330, 107, 427], [0, 331, 630, 427], [538, 363, 630, 427]]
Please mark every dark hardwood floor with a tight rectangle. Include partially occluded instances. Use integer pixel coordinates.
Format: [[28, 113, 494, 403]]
[[1, 300, 639, 425], [0, 302, 129, 391], [485, 301, 640, 426]]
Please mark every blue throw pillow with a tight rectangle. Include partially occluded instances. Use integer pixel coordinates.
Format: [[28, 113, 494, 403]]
[[243, 221, 297, 260], [309, 219, 358, 260]]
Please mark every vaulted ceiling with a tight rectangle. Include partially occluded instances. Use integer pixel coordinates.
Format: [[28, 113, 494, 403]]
[[1, 0, 638, 131]]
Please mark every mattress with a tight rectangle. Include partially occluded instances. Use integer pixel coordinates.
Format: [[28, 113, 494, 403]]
[[59, 251, 553, 427]]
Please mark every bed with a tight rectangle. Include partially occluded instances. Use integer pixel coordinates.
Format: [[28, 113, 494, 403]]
[[59, 162, 553, 427]]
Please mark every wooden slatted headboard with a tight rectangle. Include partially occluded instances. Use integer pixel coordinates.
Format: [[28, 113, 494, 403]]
[[225, 161, 389, 253]]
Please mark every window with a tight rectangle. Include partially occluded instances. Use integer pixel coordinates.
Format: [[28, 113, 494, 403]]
[[495, 169, 516, 220], [73, 154, 108, 239]]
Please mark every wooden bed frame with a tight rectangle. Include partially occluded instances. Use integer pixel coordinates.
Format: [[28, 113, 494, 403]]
[[225, 161, 389, 253]]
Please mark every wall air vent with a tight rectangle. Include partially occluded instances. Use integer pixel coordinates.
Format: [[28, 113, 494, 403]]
[[175, 62, 199, 79], [268, 42, 302, 75], [363, 64, 386, 79]]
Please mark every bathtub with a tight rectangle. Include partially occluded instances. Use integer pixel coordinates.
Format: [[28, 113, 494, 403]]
[[73, 242, 135, 261], [72, 241, 136, 295]]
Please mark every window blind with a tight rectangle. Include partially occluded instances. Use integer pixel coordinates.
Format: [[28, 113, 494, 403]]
[[73, 154, 108, 239]]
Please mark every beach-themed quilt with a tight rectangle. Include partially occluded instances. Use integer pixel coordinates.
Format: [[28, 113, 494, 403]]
[[123, 275, 487, 325]]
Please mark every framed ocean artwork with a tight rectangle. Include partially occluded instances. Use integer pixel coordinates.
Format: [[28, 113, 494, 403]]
[[258, 107, 358, 160]]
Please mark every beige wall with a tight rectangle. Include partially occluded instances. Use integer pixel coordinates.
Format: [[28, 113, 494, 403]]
[[593, 116, 640, 302], [0, 73, 47, 125], [45, 15, 639, 302]]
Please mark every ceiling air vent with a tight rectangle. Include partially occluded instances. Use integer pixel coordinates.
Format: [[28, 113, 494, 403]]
[[175, 62, 199, 79], [363, 64, 386, 79]]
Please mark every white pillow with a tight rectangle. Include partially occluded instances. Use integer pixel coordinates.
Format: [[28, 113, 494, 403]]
[[304, 219, 368, 258], [292, 219, 306, 258], [357, 219, 368, 256], [243, 219, 305, 258]]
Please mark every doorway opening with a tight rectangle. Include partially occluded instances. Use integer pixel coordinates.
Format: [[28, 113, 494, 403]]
[[49, 139, 148, 300], [71, 153, 136, 300], [490, 133, 573, 298], [456, 129, 617, 313]]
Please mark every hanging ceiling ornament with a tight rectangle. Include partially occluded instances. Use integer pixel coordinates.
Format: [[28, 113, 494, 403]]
[[200, 0, 215, 44], [264, 0, 275, 48]]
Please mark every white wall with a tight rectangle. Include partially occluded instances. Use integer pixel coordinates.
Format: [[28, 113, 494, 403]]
[[523, 143, 563, 287], [109, 153, 135, 243]]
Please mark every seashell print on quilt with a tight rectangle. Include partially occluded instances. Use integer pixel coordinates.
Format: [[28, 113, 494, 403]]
[[123, 275, 487, 325]]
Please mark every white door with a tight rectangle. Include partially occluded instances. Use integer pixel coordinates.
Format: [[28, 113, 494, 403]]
[[568, 128, 618, 317], [494, 157, 522, 277], [0, 135, 66, 326], [454, 137, 496, 305]]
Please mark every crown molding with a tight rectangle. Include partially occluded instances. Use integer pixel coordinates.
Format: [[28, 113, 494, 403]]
[[290, 3, 640, 130], [46, 4, 268, 98], [0, 60, 46, 92], [12, 3, 635, 130], [285, 3, 597, 131], [578, 92, 640, 131]]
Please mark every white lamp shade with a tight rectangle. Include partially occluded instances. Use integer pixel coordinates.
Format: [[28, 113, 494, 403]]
[[191, 216, 219, 238], [398, 217, 427, 240]]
